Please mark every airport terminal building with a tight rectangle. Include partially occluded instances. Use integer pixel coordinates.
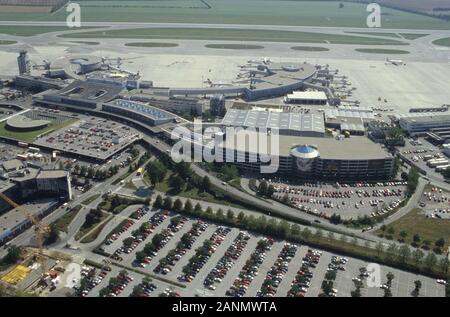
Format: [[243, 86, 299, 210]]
[[214, 132, 394, 181]]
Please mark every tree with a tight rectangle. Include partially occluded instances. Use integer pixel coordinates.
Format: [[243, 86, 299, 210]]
[[383, 288, 392, 297], [123, 237, 134, 247], [301, 228, 312, 240], [376, 242, 384, 256], [154, 195, 163, 208], [424, 252, 437, 269], [438, 257, 450, 275], [414, 280, 422, 297], [406, 167, 419, 196], [206, 207, 213, 215], [339, 2, 344, 9], [258, 180, 268, 196], [146, 160, 167, 186], [412, 248, 424, 264], [413, 233, 421, 246], [169, 174, 185, 193], [201, 176, 211, 192], [435, 238, 445, 249], [173, 198, 183, 212], [267, 185, 275, 197], [329, 213, 342, 225], [44, 223, 60, 245], [3, 246, 21, 264], [184, 200, 193, 214], [386, 272, 395, 287], [226, 209, 234, 221], [216, 208, 225, 220], [194, 203, 203, 214], [291, 224, 301, 237], [237, 211, 245, 223], [399, 230, 408, 242], [397, 245, 411, 263], [163, 197, 173, 210]]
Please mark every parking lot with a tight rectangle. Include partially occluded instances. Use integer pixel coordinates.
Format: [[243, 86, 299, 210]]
[[84, 205, 445, 297], [270, 181, 407, 220], [34, 114, 140, 161], [420, 185, 450, 220], [399, 137, 447, 181]]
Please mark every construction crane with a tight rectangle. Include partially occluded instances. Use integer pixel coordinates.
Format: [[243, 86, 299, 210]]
[[0, 192, 48, 275]]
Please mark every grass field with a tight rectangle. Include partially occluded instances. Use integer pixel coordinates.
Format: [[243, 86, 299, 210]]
[[0, 1, 448, 30], [205, 44, 264, 49], [124, 42, 179, 47], [61, 27, 409, 45], [399, 33, 429, 40], [375, 208, 450, 250], [80, 216, 113, 244], [291, 46, 330, 51], [355, 48, 410, 54], [0, 40, 17, 45], [347, 31, 401, 38], [52, 205, 83, 233], [81, 194, 101, 205], [0, 26, 97, 36], [0, 119, 77, 143], [433, 37, 450, 47], [68, 40, 100, 45], [75, 212, 110, 241]]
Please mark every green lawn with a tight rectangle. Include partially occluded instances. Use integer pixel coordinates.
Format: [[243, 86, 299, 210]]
[[375, 208, 450, 250], [291, 46, 330, 52], [347, 31, 401, 38], [81, 194, 101, 206], [125, 42, 179, 48], [204, 44, 264, 49], [68, 41, 100, 45], [0, 119, 77, 143], [60, 27, 409, 45], [0, 40, 17, 45], [433, 37, 450, 48], [124, 180, 137, 190], [80, 217, 113, 244], [52, 205, 83, 233], [1, 1, 449, 29], [75, 212, 110, 241], [399, 33, 429, 40], [0, 26, 98, 36], [355, 48, 410, 54]]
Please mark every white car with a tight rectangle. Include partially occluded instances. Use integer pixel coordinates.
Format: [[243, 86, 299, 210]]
[[437, 279, 447, 285]]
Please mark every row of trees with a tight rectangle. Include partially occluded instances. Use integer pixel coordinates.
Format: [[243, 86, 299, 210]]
[[379, 225, 447, 254]]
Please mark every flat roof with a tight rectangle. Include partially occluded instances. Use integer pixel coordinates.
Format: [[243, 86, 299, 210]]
[[217, 131, 391, 160], [36, 170, 68, 179], [222, 109, 325, 133], [287, 91, 327, 101], [0, 199, 57, 236], [2, 159, 23, 172], [400, 114, 450, 125]]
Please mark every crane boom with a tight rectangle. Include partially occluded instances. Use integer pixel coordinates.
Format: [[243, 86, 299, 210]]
[[0, 192, 47, 273]]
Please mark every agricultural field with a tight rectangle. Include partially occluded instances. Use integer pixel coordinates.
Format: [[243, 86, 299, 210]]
[[60, 27, 410, 45], [0, 0, 448, 29]]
